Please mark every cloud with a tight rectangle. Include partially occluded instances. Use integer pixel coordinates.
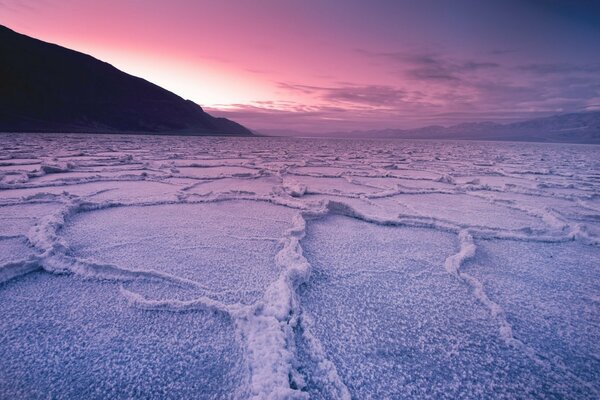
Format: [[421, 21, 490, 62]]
[[278, 82, 407, 107], [356, 49, 499, 82], [407, 68, 460, 82], [244, 68, 273, 75], [461, 61, 501, 71], [584, 98, 600, 111], [207, 101, 579, 135], [489, 48, 518, 55], [207, 99, 435, 133], [324, 85, 406, 106], [517, 63, 600, 74], [0, 0, 39, 12], [205, 103, 352, 133], [209, 49, 600, 133], [219, 74, 597, 133], [354, 48, 600, 117]]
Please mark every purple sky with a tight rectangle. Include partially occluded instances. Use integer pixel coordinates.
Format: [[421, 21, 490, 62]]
[[2, 0, 600, 132]]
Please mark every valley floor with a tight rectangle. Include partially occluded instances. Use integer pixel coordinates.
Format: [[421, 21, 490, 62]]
[[0, 133, 598, 399]]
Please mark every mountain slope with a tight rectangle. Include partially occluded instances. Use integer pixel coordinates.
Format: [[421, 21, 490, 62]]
[[0, 25, 252, 135]]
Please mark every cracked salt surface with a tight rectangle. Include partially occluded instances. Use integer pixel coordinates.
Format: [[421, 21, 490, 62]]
[[63, 201, 296, 305], [0, 133, 598, 399]]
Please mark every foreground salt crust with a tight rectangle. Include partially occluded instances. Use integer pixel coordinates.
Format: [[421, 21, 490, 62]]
[[0, 133, 598, 399]]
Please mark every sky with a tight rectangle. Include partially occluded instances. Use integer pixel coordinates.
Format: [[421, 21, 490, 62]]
[[2, 0, 600, 133]]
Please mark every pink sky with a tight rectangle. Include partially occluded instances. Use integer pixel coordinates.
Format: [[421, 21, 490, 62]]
[[2, 0, 599, 133]]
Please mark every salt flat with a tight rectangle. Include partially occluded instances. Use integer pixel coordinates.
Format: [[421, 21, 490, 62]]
[[0, 133, 598, 399]]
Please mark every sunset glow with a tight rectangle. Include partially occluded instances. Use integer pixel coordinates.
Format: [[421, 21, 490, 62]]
[[2, 0, 599, 132]]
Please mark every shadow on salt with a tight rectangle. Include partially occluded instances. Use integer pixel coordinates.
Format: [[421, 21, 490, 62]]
[[0, 272, 248, 399], [176, 166, 260, 179], [296, 215, 589, 399], [462, 240, 600, 390], [185, 176, 281, 197], [0, 181, 181, 204]]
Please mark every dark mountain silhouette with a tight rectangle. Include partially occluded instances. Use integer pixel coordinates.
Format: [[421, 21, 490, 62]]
[[0, 25, 252, 135]]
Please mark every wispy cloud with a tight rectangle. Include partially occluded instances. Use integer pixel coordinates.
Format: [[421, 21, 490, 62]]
[[517, 63, 600, 74], [278, 82, 407, 107], [0, 0, 41, 12], [210, 51, 600, 133], [357, 49, 500, 82]]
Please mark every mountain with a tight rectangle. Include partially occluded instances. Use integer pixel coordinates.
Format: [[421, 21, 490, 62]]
[[328, 112, 600, 144], [0, 25, 252, 136]]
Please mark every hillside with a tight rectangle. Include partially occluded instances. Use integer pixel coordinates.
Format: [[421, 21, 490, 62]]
[[0, 25, 252, 136]]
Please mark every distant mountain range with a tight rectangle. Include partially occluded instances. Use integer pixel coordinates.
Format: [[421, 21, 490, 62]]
[[0, 25, 252, 136], [352, 112, 600, 144], [263, 111, 600, 144]]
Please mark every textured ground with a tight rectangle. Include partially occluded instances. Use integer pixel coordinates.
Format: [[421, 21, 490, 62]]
[[0, 133, 598, 399]]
